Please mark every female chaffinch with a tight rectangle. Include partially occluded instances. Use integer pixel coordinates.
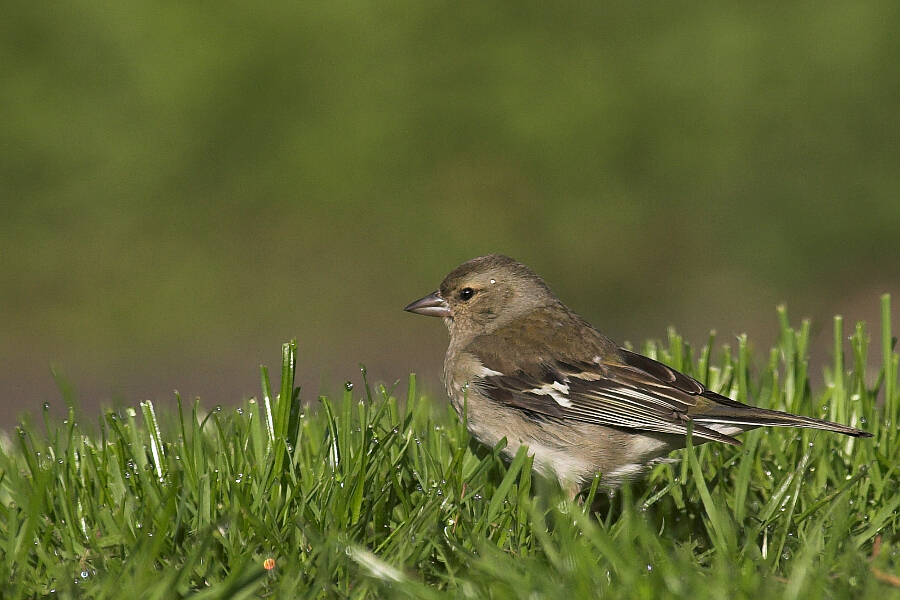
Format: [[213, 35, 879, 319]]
[[406, 254, 871, 491]]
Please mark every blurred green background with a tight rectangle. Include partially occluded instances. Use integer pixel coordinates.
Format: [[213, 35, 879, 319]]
[[2, 0, 898, 429]]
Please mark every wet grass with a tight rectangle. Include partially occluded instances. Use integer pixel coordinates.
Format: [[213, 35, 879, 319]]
[[1, 296, 898, 599]]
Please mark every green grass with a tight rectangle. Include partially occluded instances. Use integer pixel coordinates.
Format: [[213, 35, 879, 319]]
[[2, 296, 899, 599]]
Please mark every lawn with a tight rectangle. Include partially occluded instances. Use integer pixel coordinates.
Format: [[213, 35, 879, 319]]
[[1, 297, 898, 599]]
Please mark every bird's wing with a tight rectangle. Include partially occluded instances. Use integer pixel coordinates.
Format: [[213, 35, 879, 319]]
[[474, 351, 740, 445], [465, 316, 741, 445]]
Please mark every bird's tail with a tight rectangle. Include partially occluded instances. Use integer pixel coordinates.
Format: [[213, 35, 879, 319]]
[[692, 391, 872, 438]]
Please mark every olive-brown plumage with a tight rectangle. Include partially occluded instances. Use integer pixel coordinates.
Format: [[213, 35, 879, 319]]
[[405, 254, 872, 491]]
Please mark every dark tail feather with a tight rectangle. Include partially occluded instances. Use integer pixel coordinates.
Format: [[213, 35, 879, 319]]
[[693, 391, 873, 438]]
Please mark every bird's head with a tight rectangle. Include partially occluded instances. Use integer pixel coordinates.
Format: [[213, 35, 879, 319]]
[[405, 254, 558, 338]]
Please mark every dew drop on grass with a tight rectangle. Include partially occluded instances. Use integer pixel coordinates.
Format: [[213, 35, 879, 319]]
[[43, 403, 50, 411], [345, 381, 354, 391]]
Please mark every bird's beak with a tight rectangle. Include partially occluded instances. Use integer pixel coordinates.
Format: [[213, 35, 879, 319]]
[[404, 291, 452, 317]]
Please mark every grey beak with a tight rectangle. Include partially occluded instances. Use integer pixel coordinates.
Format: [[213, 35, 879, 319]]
[[404, 291, 452, 317]]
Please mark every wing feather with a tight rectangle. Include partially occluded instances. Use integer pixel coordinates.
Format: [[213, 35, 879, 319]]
[[473, 352, 741, 445], [461, 307, 870, 443]]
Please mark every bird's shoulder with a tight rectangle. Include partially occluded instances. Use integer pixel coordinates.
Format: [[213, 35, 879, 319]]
[[458, 306, 708, 403], [461, 305, 621, 376]]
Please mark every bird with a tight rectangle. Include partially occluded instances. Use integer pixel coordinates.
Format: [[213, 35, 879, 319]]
[[404, 254, 872, 492]]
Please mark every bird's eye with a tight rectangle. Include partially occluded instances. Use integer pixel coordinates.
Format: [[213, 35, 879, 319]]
[[459, 287, 475, 301]]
